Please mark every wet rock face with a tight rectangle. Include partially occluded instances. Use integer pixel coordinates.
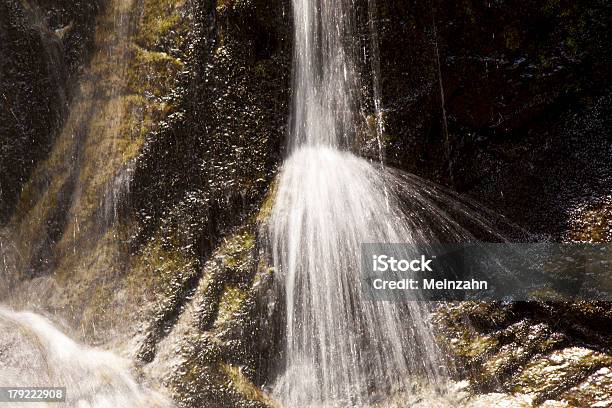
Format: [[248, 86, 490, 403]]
[[155, 223, 281, 408], [129, 0, 292, 257], [374, 0, 611, 236], [113, 0, 290, 405], [0, 0, 102, 223]]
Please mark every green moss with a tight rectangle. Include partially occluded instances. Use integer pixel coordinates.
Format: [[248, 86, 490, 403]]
[[511, 348, 611, 395], [220, 229, 255, 270], [215, 286, 248, 326], [12, 0, 188, 270], [434, 303, 502, 363], [449, 331, 499, 360], [13, 168, 69, 259], [127, 45, 184, 99], [221, 363, 278, 407], [135, 0, 187, 50], [171, 334, 275, 407], [129, 234, 197, 300], [256, 180, 277, 224]]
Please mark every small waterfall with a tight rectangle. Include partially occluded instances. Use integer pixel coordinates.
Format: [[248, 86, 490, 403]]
[[102, 161, 134, 228], [0, 308, 172, 407], [269, 1, 507, 406]]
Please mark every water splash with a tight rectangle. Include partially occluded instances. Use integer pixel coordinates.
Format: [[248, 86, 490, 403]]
[[0, 308, 172, 408], [269, 146, 515, 406]]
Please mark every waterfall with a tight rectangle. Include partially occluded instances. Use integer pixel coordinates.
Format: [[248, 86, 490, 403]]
[[269, 1, 508, 406]]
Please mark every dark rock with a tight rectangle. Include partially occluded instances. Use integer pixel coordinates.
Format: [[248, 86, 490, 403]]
[[374, 0, 612, 237], [0, 0, 102, 222], [128, 0, 292, 260]]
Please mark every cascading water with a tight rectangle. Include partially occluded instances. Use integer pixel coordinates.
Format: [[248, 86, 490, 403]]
[[0, 308, 172, 407], [269, 1, 509, 406]]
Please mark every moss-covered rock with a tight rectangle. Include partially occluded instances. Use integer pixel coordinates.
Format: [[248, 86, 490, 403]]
[[435, 301, 612, 406], [0, 0, 102, 222], [142, 209, 280, 407], [1, 0, 193, 341]]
